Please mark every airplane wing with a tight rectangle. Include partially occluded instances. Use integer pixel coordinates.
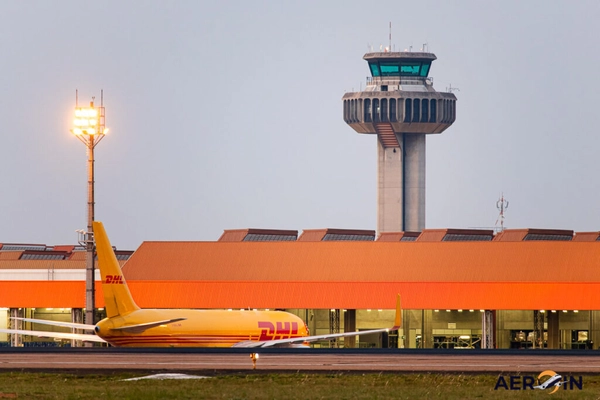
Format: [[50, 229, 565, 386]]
[[0, 317, 103, 343], [233, 327, 395, 348], [108, 318, 187, 334], [0, 328, 107, 343], [11, 317, 95, 331], [0, 317, 187, 344], [234, 294, 402, 349], [7, 317, 187, 336]]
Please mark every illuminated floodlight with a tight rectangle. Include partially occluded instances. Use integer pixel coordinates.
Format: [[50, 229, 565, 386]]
[[71, 103, 106, 140]]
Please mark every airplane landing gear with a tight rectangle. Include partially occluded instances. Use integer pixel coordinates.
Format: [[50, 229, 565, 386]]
[[250, 353, 259, 369]]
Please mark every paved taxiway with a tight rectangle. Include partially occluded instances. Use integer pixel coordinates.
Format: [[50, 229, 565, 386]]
[[1, 351, 600, 373]]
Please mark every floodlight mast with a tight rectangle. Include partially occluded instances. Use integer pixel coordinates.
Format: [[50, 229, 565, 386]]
[[71, 90, 107, 334]]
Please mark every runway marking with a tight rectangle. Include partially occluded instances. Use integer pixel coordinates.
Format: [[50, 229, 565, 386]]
[[123, 374, 210, 380]]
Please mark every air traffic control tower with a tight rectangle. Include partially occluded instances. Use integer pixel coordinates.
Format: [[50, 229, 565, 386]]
[[343, 51, 457, 233]]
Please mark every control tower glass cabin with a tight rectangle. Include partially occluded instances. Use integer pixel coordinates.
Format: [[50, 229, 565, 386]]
[[342, 52, 457, 233]]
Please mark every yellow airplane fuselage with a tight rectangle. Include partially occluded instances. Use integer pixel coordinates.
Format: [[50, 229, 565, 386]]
[[95, 308, 308, 347]]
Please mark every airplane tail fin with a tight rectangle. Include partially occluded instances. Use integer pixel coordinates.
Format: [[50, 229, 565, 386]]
[[93, 221, 140, 318]]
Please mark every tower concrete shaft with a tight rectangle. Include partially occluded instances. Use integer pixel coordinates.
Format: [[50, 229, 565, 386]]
[[343, 51, 456, 233], [377, 133, 425, 232]]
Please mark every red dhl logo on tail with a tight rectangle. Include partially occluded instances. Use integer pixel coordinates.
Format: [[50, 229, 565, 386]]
[[258, 321, 299, 341], [105, 275, 124, 284]]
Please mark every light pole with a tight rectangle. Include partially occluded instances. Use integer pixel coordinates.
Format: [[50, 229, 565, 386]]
[[71, 90, 107, 328]]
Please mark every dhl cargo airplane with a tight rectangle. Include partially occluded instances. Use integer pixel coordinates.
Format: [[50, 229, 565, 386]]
[[0, 221, 401, 348]]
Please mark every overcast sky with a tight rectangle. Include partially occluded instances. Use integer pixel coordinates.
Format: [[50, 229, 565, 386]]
[[1, 1, 599, 249]]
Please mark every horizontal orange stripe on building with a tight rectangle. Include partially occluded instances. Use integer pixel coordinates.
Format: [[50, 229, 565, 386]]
[[0, 280, 599, 310]]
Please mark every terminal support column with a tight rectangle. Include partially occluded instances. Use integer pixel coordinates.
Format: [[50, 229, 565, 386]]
[[547, 312, 559, 349], [344, 309, 356, 348], [71, 308, 83, 347], [421, 310, 432, 348], [592, 311, 599, 350], [329, 309, 340, 348], [482, 310, 495, 349], [9, 308, 23, 347]]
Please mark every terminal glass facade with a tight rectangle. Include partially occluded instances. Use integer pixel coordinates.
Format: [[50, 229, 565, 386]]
[[284, 309, 600, 350]]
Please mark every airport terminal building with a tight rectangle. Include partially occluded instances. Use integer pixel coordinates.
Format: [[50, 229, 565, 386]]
[[1, 226, 600, 350], [4, 49, 598, 350]]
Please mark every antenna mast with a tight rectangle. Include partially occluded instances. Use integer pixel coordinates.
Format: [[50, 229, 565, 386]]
[[495, 193, 509, 232], [389, 22, 392, 51], [447, 84, 460, 93]]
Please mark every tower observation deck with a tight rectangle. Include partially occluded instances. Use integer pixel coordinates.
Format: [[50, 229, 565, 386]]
[[343, 51, 457, 233]]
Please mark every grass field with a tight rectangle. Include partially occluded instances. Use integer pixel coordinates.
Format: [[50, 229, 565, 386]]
[[0, 372, 598, 399]]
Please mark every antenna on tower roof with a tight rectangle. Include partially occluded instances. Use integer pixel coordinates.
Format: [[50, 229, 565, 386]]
[[389, 22, 392, 52], [495, 193, 509, 232], [447, 84, 460, 93]]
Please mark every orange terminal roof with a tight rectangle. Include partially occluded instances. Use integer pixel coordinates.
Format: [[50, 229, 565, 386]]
[[124, 241, 600, 282], [117, 240, 600, 310]]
